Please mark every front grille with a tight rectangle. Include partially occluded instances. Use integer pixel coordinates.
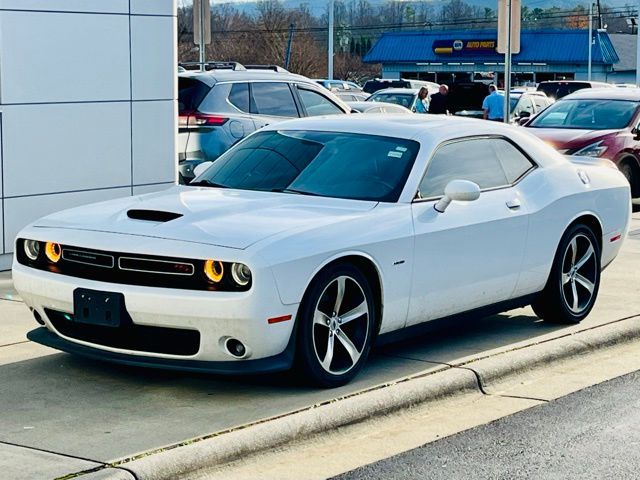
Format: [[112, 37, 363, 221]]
[[118, 257, 195, 276], [16, 239, 250, 292], [45, 309, 200, 356], [62, 249, 115, 268]]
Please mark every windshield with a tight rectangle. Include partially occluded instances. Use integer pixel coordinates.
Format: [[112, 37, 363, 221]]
[[528, 99, 638, 130], [193, 130, 420, 202], [369, 93, 415, 109]]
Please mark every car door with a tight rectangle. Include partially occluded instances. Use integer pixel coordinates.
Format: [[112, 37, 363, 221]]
[[295, 86, 347, 117], [406, 136, 535, 327], [249, 81, 301, 130]]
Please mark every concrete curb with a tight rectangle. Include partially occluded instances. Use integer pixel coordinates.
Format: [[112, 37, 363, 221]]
[[77, 314, 640, 480], [461, 315, 640, 387]]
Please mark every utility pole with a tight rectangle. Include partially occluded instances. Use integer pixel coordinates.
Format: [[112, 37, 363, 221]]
[[637, 5, 640, 85], [498, 0, 520, 124], [503, 0, 512, 124], [328, 0, 334, 80], [595, 0, 602, 29], [285, 23, 295, 70], [193, 0, 211, 71], [587, 3, 593, 81]]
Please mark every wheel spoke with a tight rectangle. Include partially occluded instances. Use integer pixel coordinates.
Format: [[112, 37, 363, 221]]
[[562, 272, 572, 285], [333, 277, 346, 315], [314, 310, 330, 327], [340, 301, 367, 325], [569, 237, 578, 266], [321, 333, 335, 370], [575, 244, 594, 271], [575, 273, 595, 294], [335, 329, 361, 365], [571, 280, 579, 311]]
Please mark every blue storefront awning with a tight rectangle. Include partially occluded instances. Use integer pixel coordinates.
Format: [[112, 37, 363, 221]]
[[363, 29, 619, 65]]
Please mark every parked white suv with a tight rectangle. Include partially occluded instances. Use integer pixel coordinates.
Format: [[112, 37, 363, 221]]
[[178, 64, 351, 183]]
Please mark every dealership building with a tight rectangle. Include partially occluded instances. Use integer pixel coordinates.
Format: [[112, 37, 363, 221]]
[[0, 1, 177, 270], [364, 29, 621, 85]]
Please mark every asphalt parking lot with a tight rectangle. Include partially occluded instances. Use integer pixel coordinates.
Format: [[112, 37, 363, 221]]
[[1, 213, 639, 477]]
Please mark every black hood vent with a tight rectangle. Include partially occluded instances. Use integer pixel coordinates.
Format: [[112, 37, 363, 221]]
[[127, 209, 183, 222]]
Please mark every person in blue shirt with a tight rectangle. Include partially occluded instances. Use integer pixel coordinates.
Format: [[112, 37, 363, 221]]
[[482, 85, 505, 122], [414, 87, 429, 114]]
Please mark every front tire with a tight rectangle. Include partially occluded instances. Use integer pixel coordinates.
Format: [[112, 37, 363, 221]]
[[295, 264, 376, 388], [532, 224, 601, 324]]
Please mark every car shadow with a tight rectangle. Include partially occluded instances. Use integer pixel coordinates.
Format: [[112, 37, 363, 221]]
[[0, 308, 572, 461]]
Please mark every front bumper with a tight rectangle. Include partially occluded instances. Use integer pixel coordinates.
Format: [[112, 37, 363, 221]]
[[27, 327, 296, 375], [14, 262, 299, 369]]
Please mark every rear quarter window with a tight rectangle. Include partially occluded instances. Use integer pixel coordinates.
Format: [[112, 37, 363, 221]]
[[178, 78, 210, 113]]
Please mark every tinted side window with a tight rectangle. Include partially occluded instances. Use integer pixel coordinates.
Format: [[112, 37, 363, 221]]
[[298, 88, 344, 116], [228, 83, 250, 112], [419, 138, 509, 198], [490, 139, 535, 183], [178, 78, 210, 113], [250, 82, 299, 117]]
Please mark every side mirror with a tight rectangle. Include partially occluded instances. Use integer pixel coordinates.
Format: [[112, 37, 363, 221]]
[[634, 126, 640, 141], [192, 161, 213, 179], [434, 180, 481, 213], [519, 111, 531, 118]]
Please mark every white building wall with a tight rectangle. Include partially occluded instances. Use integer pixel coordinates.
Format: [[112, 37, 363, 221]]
[[0, 0, 177, 270]]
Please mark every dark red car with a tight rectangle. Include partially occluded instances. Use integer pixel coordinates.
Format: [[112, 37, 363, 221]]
[[525, 88, 640, 199]]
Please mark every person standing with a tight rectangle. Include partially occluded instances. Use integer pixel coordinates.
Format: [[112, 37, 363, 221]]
[[414, 87, 429, 114], [482, 85, 505, 122], [428, 84, 450, 114]]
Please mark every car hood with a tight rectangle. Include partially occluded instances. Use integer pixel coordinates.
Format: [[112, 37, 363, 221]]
[[526, 128, 619, 150], [34, 186, 378, 250]]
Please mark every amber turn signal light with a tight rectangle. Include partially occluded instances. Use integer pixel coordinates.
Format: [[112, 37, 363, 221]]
[[204, 259, 224, 283], [45, 242, 62, 263]]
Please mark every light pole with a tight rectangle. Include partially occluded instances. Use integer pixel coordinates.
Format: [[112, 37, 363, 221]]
[[328, 0, 334, 80], [588, 3, 593, 81]]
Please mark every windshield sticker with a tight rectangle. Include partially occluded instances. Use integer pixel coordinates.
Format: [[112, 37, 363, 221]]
[[395, 146, 408, 152], [388, 151, 403, 158]]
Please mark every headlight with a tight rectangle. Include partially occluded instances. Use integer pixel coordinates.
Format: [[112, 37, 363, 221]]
[[204, 259, 224, 283], [23, 240, 41, 261], [573, 141, 608, 158], [45, 242, 62, 263], [231, 263, 252, 286]]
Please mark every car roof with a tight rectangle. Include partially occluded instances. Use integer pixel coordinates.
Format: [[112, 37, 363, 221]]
[[347, 101, 412, 111], [260, 114, 515, 140], [371, 88, 419, 94], [561, 87, 640, 101], [538, 80, 611, 86], [179, 70, 312, 87], [258, 115, 564, 170]]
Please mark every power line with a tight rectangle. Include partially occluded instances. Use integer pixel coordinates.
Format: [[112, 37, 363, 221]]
[[184, 5, 639, 36]]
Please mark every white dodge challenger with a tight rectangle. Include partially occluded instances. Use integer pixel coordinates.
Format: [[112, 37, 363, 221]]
[[13, 116, 631, 387]]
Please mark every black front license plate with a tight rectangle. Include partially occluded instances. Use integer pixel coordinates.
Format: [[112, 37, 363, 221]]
[[73, 288, 124, 327]]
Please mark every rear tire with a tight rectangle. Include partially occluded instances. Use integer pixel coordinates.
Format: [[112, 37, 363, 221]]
[[531, 224, 601, 324], [295, 264, 376, 388], [620, 160, 639, 195]]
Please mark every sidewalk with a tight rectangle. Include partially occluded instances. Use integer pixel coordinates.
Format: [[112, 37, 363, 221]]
[[1, 214, 639, 479]]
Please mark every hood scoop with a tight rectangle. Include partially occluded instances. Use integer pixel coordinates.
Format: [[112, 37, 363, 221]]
[[127, 209, 183, 223]]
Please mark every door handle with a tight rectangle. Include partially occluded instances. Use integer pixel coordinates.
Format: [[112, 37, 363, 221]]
[[506, 199, 521, 210]]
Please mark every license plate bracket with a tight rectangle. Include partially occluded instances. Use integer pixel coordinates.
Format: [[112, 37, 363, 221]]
[[73, 288, 124, 327]]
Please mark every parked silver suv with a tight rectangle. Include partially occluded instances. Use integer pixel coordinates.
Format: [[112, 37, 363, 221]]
[[178, 65, 351, 183]]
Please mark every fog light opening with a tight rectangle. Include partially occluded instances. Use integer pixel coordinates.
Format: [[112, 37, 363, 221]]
[[225, 338, 247, 359]]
